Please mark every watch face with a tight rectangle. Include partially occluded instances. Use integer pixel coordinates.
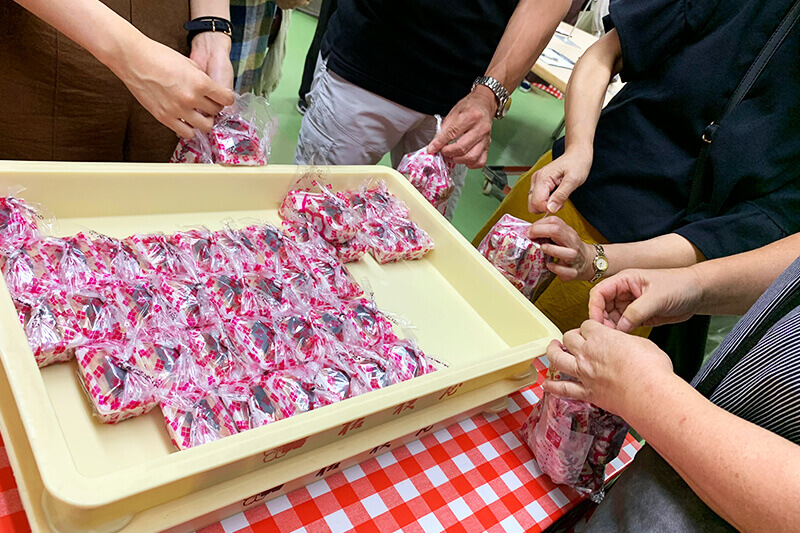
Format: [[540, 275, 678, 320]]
[[499, 97, 512, 118], [595, 257, 609, 271]]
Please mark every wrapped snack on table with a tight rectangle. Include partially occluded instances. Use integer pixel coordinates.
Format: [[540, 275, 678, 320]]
[[171, 227, 231, 275], [241, 272, 284, 316], [362, 220, 408, 264], [161, 391, 238, 450], [396, 117, 455, 216], [380, 339, 436, 384], [91, 233, 147, 282], [242, 224, 285, 262], [279, 313, 330, 364], [520, 368, 629, 498], [57, 234, 111, 290], [75, 342, 158, 424], [170, 92, 277, 166], [279, 189, 359, 245], [127, 233, 196, 281], [184, 325, 246, 387], [65, 289, 128, 343], [204, 274, 245, 319], [0, 195, 42, 255], [125, 328, 183, 383], [15, 291, 80, 367], [334, 346, 391, 397], [219, 380, 279, 432], [390, 218, 435, 261], [1, 246, 56, 299], [225, 315, 287, 371], [114, 280, 173, 330], [478, 214, 554, 299], [263, 370, 313, 419], [338, 181, 411, 220], [214, 224, 264, 275], [158, 278, 216, 328], [346, 298, 397, 348]]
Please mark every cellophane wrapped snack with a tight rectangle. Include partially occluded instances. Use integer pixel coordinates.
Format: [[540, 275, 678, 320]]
[[520, 369, 629, 498], [478, 214, 554, 299], [396, 116, 455, 216], [0, 182, 438, 449], [170, 92, 278, 166]]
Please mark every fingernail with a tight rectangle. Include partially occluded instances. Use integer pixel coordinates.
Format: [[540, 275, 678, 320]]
[[547, 202, 560, 213]]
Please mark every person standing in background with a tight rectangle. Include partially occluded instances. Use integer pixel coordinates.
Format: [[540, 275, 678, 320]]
[[296, 0, 338, 115], [0, 0, 235, 162], [295, 0, 570, 219]]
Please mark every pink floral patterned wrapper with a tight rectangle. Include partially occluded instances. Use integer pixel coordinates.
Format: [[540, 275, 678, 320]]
[[161, 391, 238, 450], [519, 371, 629, 497], [91, 234, 147, 282], [210, 114, 267, 166], [263, 370, 314, 419], [298, 243, 362, 300], [15, 291, 80, 367], [242, 224, 285, 263], [396, 147, 455, 215], [279, 190, 359, 245], [224, 315, 287, 372], [380, 339, 436, 384], [75, 342, 158, 424], [0, 196, 42, 255], [214, 226, 265, 275], [346, 299, 398, 348], [218, 380, 279, 432], [389, 218, 434, 261], [171, 227, 232, 275], [127, 233, 197, 281], [278, 313, 330, 364], [240, 272, 284, 316], [65, 289, 129, 344], [203, 273, 246, 319], [362, 220, 408, 264], [1, 244, 58, 299], [338, 182, 411, 220], [125, 327, 183, 385], [113, 280, 174, 330], [478, 214, 554, 299], [158, 278, 217, 328], [184, 325, 247, 387], [333, 346, 391, 397], [170, 132, 214, 164], [287, 362, 351, 409]]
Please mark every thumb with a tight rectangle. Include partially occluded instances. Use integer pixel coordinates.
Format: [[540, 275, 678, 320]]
[[529, 170, 555, 213], [546, 175, 580, 213], [617, 296, 658, 333], [207, 79, 235, 107], [427, 117, 462, 154]]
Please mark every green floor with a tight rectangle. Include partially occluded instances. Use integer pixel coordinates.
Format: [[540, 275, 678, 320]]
[[267, 11, 566, 241]]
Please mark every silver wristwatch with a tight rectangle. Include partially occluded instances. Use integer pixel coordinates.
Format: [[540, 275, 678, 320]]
[[472, 76, 511, 119]]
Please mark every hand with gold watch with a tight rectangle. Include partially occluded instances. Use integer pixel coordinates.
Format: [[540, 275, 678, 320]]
[[590, 243, 608, 282]]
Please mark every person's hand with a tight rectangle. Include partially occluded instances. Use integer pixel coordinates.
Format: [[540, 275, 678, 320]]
[[190, 32, 234, 90], [528, 216, 595, 282], [112, 34, 235, 138], [528, 149, 592, 214], [588, 268, 704, 333], [544, 321, 674, 416], [426, 86, 496, 169]]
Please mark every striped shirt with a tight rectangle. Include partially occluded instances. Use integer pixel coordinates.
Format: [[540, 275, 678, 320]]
[[691, 254, 800, 444]]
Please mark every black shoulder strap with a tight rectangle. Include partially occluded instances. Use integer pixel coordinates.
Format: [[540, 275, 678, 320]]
[[695, 287, 800, 398], [687, 0, 800, 214]]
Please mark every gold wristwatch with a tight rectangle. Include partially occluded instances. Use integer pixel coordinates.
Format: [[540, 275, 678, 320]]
[[590, 243, 608, 282]]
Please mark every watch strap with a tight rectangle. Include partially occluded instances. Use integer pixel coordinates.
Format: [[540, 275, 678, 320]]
[[184, 17, 233, 47], [472, 76, 510, 119], [590, 243, 607, 283]]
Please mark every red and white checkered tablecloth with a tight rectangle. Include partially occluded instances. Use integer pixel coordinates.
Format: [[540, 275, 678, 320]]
[[0, 358, 641, 533]]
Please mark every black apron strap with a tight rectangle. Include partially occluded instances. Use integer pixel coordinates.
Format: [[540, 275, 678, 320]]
[[687, 0, 800, 214]]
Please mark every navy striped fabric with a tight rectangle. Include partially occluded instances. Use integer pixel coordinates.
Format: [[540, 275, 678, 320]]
[[691, 255, 800, 444]]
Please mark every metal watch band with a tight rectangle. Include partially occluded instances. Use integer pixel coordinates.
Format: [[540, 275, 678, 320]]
[[472, 76, 510, 119], [590, 243, 607, 283]]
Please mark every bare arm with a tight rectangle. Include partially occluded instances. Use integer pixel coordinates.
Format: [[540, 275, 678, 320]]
[[14, 0, 234, 137], [189, 0, 234, 89], [428, 0, 570, 168], [548, 322, 800, 533], [529, 30, 623, 213]]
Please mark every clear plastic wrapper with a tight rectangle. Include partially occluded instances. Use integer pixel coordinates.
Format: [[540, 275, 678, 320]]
[[65, 289, 128, 343], [346, 298, 398, 348], [362, 220, 408, 264], [241, 272, 285, 316], [333, 346, 391, 397], [338, 180, 411, 220], [242, 224, 285, 263], [390, 218, 435, 261], [278, 313, 330, 364], [263, 370, 313, 419], [184, 324, 247, 387], [113, 280, 174, 330], [0, 195, 42, 255], [218, 380, 279, 432], [91, 233, 147, 282], [75, 342, 158, 424], [127, 233, 197, 281], [15, 291, 80, 367], [170, 92, 278, 166], [158, 278, 216, 328], [396, 117, 455, 216], [520, 369, 629, 497], [380, 339, 435, 384], [170, 227, 231, 275], [161, 391, 238, 450], [279, 189, 359, 245], [296, 239, 363, 300], [225, 315, 287, 371], [125, 327, 183, 385], [59, 233, 111, 289], [478, 214, 554, 299], [0, 245, 56, 299], [203, 274, 245, 319], [214, 224, 264, 275]]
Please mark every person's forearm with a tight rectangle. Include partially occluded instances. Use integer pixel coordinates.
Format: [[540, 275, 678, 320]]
[[480, 0, 570, 105], [685, 232, 800, 315], [603, 233, 704, 278], [563, 30, 623, 157], [625, 373, 800, 532], [14, 0, 142, 71], [190, 0, 230, 20]]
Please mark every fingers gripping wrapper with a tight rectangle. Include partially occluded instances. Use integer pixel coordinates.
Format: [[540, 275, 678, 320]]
[[396, 117, 455, 215], [520, 370, 629, 498], [170, 92, 278, 166], [75, 343, 158, 424], [161, 392, 238, 450], [478, 214, 554, 299]]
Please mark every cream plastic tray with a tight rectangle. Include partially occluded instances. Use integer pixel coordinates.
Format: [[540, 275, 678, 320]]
[[0, 162, 560, 532]]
